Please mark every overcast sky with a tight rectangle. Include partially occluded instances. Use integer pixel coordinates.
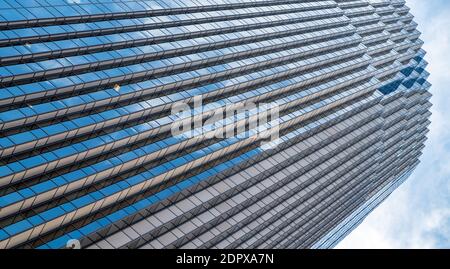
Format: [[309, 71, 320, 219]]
[[338, 0, 450, 249]]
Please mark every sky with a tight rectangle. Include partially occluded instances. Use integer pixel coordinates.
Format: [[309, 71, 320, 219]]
[[338, 0, 450, 249]]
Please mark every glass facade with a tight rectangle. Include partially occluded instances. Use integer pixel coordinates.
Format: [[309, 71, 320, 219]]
[[0, 0, 431, 249]]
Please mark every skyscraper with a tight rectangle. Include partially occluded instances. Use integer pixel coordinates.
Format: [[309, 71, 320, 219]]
[[0, 0, 431, 249]]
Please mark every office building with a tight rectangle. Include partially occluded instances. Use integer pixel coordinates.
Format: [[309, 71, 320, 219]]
[[0, 0, 431, 249]]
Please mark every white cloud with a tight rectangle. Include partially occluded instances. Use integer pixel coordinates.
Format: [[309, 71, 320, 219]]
[[338, 0, 450, 249]]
